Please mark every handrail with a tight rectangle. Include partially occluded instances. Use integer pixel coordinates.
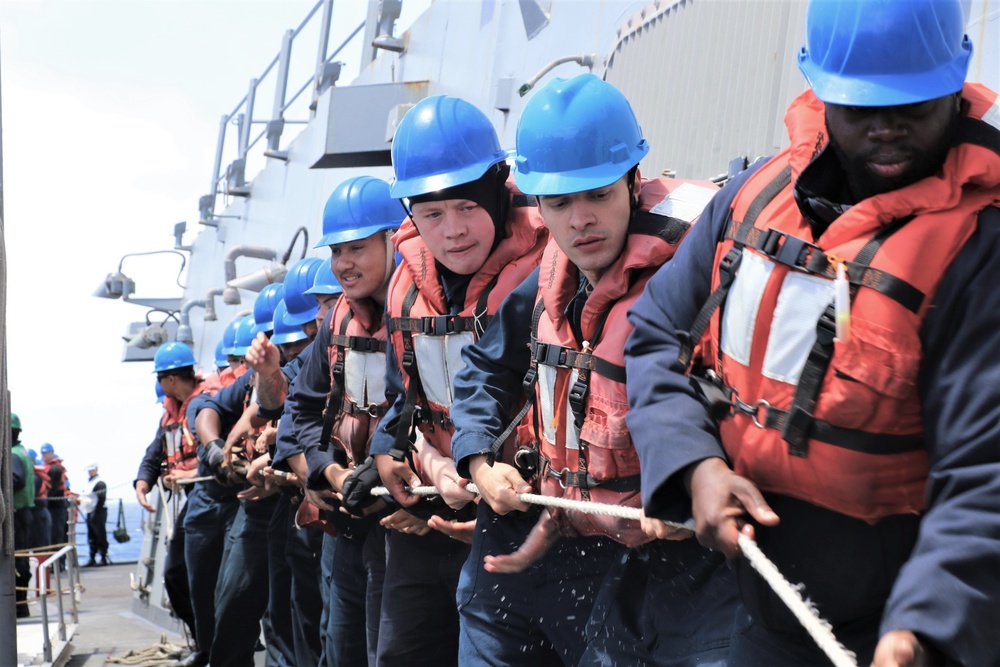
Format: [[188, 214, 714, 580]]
[[206, 1, 372, 210], [38, 544, 80, 663]]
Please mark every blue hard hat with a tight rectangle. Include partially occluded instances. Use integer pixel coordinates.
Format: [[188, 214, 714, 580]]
[[153, 342, 197, 373], [271, 300, 311, 346], [231, 315, 257, 357], [797, 0, 972, 106], [283, 257, 323, 326], [316, 176, 402, 248], [41, 443, 55, 455], [221, 317, 242, 356], [304, 261, 344, 296], [390, 95, 508, 199], [28, 449, 39, 465], [155, 381, 166, 404], [252, 283, 285, 334], [514, 74, 649, 196], [214, 339, 228, 369]]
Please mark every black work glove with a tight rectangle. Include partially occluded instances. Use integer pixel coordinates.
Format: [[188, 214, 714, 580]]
[[341, 457, 383, 517], [202, 439, 230, 485]]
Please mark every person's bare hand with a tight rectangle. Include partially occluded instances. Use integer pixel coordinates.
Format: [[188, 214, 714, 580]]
[[381, 509, 430, 536], [163, 467, 197, 491], [427, 516, 475, 544], [639, 508, 694, 541], [468, 456, 531, 515], [245, 332, 281, 376], [238, 484, 278, 501], [255, 426, 277, 455], [686, 457, 779, 558], [872, 631, 933, 667], [135, 480, 156, 512], [245, 455, 271, 488], [484, 509, 559, 573], [304, 486, 337, 512], [374, 454, 422, 507], [414, 438, 477, 509]]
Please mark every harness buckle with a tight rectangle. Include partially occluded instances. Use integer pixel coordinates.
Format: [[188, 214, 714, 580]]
[[424, 315, 455, 335], [546, 466, 570, 490], [732, 391, 771, 429], [513, 447, 539, 478]]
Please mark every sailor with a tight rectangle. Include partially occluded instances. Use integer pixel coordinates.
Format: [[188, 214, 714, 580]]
[[135, 342, 212, 651], [360, 94, 548, 666], [445, 73, 735, 666], [27, 448, 53, 551], [78, 462, 109, 566], [279, 175, 401, 666], [626, 1, 1000, 664], [178, 322, 256, 667], [240, 261, 341, 667], [10, 413, 36, 616], [41, 443, 71, 548], [199, 285, 287, 667]]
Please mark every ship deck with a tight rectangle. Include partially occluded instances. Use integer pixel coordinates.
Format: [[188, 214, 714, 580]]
[[17, 563, 186, 667]]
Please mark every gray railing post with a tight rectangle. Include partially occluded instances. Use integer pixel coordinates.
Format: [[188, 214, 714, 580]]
[[268, 30, 294, 150], [239, 78, 257, 159], [40, 561, 51, 662], [312, 0, 334, 106]]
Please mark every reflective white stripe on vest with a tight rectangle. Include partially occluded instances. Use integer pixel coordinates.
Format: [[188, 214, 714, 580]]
[[721, 249, 774, 366], [412, 331, 475, 408], [164, 423, 182, 458], [721, 248, 835, 384], [762, 270, 834, 383], [344, 349, 387, 409], [537, 364, 581, 451], [648, 182, 719, 222], [983, 99, 1000, 131]]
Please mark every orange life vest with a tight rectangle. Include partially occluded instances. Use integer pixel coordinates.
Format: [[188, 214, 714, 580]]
[[694, 84, 1000, 523], [34, 465, 51, 500], [325, 293, 390, 467], [44, 458, 68, 496], [531, 178, 718, 546], [386, 184, 547, 472], [201, 363, 246, 395], [160, 379, 209, 472]]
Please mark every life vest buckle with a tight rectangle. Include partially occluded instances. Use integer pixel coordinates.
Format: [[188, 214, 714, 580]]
[[757, 229, 818, 268], [422, 315, 459, 335], [733, 391, 771, 429], [545, 466, 571, 490]]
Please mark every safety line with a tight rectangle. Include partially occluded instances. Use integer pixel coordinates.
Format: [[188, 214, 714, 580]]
[[371, 484, 858, 667]]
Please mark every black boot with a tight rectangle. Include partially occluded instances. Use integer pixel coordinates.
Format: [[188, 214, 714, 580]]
[[173, 650, 209, 667]]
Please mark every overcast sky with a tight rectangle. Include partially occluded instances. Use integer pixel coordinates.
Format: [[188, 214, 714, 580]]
[[0, 0, 419, 497]]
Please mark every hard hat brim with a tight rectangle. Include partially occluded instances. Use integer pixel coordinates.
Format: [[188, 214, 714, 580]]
[[798, 45, 972, 107]]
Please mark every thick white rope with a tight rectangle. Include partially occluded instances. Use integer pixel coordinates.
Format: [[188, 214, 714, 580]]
[[372, 484, 857, 667], [175, 475, 216, 486], [738, 533, 857, 667]]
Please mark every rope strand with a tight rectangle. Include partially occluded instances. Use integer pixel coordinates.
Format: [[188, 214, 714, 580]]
[[372, 483, 857, 667]]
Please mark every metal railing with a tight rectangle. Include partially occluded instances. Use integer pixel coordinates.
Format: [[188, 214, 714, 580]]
[[205, 0, 372, 215], [36, 544, 81, 662]]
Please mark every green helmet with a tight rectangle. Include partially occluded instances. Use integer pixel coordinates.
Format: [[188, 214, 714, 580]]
[[11, 413, 21, 430]]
